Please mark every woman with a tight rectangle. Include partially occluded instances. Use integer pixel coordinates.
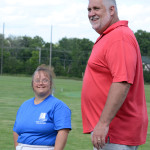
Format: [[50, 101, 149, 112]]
[[13, 64, 71, 150]]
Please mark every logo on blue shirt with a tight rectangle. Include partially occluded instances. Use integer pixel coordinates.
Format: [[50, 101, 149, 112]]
[[36, 113, 47, 124]]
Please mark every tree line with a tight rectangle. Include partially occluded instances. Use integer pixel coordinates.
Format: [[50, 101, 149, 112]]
[[0, 30, 150, 82]]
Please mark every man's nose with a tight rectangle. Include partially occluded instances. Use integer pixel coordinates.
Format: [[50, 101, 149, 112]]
[[88, 9, 96, 17]]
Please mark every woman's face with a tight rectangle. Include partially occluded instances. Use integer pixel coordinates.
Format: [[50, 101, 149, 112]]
[[32, 71, 51, 97]]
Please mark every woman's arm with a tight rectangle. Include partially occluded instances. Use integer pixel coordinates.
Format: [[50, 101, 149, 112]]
[[54, 129, 70, 150], [13, 131, 19, 148]]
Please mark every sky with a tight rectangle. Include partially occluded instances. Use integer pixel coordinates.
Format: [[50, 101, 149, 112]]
[[0, 0, 150, 44]]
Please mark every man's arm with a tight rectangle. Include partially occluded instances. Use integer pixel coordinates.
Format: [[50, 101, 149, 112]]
[[92, 82, 130, 149], [54, 129, 70, 150]]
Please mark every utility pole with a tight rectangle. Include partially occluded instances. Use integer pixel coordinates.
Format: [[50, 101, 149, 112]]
[[49, 25, 52, 67], [38, 47, 41, 64], [1, 23, 5, 75]]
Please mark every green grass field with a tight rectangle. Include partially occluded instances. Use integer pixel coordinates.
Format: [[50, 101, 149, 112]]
[[0, 76, 149, 150]]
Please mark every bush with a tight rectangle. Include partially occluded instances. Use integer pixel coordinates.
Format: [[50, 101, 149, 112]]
[[144, 70, 150, 83]]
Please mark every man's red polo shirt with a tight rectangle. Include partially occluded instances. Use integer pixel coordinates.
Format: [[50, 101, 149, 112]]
[[81, 21, 148, 145]]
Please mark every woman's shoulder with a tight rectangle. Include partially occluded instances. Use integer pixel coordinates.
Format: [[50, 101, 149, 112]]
[[47, 95, 70, 110], [20, 97, 34, 107]]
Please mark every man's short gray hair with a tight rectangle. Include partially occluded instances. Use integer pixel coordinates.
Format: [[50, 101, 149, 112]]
[[103, 0, 118, 14]]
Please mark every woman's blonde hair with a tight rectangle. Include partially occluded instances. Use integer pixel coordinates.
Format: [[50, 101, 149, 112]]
[[32, 64, 55, 89]]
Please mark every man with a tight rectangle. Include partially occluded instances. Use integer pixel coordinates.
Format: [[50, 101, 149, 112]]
[[81, 0, 148, 150]]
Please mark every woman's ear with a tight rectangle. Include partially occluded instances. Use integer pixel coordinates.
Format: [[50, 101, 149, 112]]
[[50, 81, 52, 89]]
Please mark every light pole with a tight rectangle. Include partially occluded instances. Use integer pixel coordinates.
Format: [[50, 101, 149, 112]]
[[49, 25, 52, 67], [1, 23, 5, 75], [38, 47, 41, 64]]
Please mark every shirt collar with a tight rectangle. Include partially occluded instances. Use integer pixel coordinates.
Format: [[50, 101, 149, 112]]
[[95, 21, 128, 44]]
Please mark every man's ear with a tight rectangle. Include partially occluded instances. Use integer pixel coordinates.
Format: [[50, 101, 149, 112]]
[[109, 6, 115, 15]]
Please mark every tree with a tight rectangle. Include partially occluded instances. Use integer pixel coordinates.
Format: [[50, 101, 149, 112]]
[[30, 36, 45, 48], [135, 30, 150, 56], [25, 51, 39, 74], [43, 37, 93, 77]]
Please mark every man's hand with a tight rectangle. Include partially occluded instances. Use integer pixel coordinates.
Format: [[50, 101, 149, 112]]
[[92, 121, 109, 149], [91, 82, 130, 149]]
